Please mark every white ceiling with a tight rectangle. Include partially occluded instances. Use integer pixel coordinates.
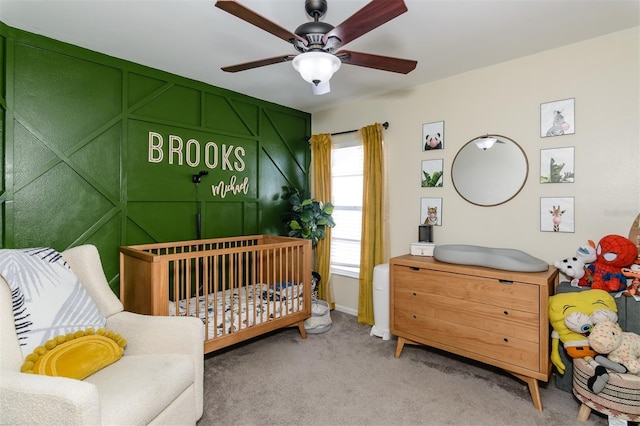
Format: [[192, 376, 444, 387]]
[[1, 0, 638, 114]]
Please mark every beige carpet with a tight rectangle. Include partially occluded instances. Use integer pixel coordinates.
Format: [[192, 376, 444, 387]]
[[198, 310, 612, 426]]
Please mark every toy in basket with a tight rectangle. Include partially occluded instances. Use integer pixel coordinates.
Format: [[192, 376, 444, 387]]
[[305, 271, 332, 334]]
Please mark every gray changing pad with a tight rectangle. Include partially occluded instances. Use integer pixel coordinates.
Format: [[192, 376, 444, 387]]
[[433, 244, 549, 272]]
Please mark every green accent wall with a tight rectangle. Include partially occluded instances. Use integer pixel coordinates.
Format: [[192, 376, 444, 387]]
[[0, 23, 311, 293]]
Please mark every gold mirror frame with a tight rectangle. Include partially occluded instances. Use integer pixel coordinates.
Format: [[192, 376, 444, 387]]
[[451, 134, 528, 207]]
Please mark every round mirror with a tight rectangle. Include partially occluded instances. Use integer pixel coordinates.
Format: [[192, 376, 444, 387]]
[[451, 134, 528, 206]]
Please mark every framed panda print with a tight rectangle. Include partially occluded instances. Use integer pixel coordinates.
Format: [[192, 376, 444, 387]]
[[422, 121, 444, 151]]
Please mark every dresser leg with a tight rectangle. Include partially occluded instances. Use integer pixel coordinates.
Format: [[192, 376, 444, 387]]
[[510, 372, 543, 411], [394, 337, 406, 358]]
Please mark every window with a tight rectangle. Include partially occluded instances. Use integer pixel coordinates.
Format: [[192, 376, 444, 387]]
[[330, 137, 363, 278]]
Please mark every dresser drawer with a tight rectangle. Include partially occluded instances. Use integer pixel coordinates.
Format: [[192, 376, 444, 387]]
[[394, 308, 540, 371], [393, 265, 539, 313], [394, 286, 539, 342]]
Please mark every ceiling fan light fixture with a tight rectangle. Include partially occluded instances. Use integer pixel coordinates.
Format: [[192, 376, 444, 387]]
[[474, 136, 498, 150], [292, 51, 341, 86], [311, 80, 330, 95]]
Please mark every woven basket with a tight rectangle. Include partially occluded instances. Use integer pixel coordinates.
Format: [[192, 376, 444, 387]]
[[572, 357, 640, 421], [304, 300, 332, 334]]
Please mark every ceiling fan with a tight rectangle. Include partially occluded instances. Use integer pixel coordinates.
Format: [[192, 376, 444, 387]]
[[215, 0, 417, 95]]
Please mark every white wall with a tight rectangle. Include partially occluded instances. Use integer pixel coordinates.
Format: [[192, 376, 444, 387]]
[[313, 28, 640, 313]]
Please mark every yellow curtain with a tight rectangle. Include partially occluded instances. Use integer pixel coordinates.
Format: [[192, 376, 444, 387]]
[[357, 123, 385, 325], [309, 133, 334, 309]]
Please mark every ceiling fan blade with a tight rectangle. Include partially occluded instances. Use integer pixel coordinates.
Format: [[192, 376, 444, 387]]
[[323, 0, 407, 48], [337, 50, 417, 74], [221, 55, 296, 73], [215, 0, 307, 46]]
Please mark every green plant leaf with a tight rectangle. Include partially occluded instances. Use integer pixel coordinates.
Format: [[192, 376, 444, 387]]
[[300, 210, 314, 223], [289, 220, 301, 230]]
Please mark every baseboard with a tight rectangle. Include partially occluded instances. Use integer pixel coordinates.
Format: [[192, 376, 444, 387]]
[[334, 304, 357, 316]]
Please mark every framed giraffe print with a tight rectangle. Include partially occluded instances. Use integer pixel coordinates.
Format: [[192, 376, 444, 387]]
[[540, 196, 574, 233], [420, 197, 442, 226], [540, 98, 575, 138]]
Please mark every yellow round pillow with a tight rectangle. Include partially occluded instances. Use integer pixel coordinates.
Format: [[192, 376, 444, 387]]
[[20, 328, 127, 380]]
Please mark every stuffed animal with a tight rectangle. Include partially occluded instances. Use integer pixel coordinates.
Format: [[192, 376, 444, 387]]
[[621, 261, 640, 297], [588, 320, 640, 374], [548, 290, 616, 372], [554, 240, 596, 282], [548, 290, 626, 393], [577, 234, 638, 292]]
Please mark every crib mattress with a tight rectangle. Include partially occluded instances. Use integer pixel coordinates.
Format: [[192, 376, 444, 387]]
[[169, 282, 304, 339]]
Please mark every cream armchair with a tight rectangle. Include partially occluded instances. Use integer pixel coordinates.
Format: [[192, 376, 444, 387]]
[[0, 245, 204, 425]]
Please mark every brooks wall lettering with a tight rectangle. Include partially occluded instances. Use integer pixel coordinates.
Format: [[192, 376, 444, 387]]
[[147, 132, 247, 171], [133, 125, 256, 200]]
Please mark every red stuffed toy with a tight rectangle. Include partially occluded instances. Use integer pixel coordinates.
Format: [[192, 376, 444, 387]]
[[577, 234, 638, 292], [622, 260, 640, 296]]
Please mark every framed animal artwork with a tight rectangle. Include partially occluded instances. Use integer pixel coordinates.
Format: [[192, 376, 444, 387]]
[[422, 121, 444, 151], [540, 98, 575, 138], [421, 159, 443, 187], [540, 147, 575, 183], [420, 197, 442, 226], [540, 196, 575, 233]]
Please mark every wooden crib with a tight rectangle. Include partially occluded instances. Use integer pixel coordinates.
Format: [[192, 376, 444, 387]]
[[119, 235, 312, 353]]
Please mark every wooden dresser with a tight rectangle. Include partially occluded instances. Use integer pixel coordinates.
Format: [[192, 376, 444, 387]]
[[390, 254, 558, 411]]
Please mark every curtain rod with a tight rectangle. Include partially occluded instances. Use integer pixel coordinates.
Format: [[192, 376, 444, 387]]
[[330, 121, 389, 136]]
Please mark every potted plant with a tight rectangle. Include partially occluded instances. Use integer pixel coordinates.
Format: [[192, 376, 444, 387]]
[[282, 187, 335, 248], [282, 187, 336, 334]]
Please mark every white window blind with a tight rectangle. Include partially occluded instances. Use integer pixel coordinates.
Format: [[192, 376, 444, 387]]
[[330, 137, 363, 278]]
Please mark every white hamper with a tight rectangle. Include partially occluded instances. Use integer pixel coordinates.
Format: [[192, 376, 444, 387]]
[[370, 263, 391, 340]]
